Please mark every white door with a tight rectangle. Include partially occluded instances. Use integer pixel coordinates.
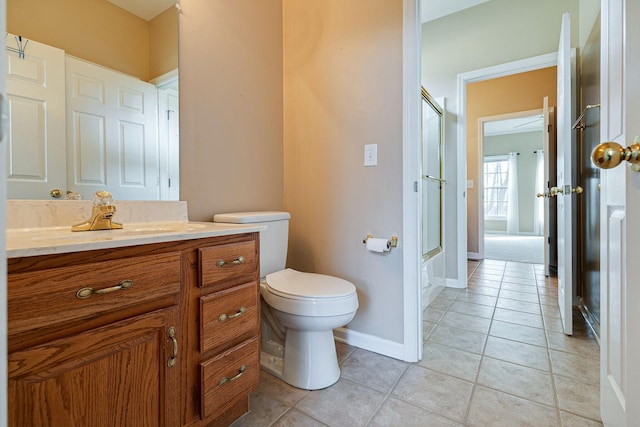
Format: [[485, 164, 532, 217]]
[[556, 12, 578, 336], [66, 56, 159, 200], [598, 0, 640, 424], [5, 34, 66, 199]]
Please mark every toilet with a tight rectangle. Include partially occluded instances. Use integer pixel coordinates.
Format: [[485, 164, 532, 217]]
[[213, 211, 359, 390]]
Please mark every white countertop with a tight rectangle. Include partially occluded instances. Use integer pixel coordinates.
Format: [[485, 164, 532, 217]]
[[6, 200, 264, 259], [7, 221, 264, 258]]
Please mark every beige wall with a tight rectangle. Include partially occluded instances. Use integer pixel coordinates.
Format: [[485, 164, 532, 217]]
[[466, 68, 557, 253], [179, 0, 284, 221], [7, 0, 177, 81], [149, 7, 179, 80], [283, 0, 404, 342]]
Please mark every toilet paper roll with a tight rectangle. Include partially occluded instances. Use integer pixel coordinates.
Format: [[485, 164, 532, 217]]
[[366, 237, 390, 253]]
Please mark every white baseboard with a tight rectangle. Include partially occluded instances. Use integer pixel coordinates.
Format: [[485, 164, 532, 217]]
[[334, 327, 405, 361], [467, 252, 481, 260]]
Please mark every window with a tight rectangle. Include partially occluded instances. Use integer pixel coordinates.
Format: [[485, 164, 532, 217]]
[[484, 156, 509, 218]]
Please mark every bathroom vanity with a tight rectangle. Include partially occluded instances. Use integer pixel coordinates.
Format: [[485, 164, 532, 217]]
[[6, 201, 262, 426]]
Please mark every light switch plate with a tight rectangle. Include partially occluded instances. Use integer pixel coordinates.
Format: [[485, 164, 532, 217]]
[[467, 180, 474, 188], [364, 144, 377, 166]]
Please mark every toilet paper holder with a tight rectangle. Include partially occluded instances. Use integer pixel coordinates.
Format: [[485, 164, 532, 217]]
[[362, 234, 398, 248]]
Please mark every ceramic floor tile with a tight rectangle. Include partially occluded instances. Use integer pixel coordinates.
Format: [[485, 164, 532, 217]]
[[391, 366, 473, 423], [499, 282, 539, 294], [465, 285, 501, 297], [436, 290, 459, 301], [499, 289, 541, 303], [295, 378, 386, 427], [271, 409, 328, 427], [339, 349, 408, 393], [231, 392, 289, 427], [422, 320, 437, 341], [439, 311, 492, 334], [502, 270, 536, 285], [467, 385, 559, 427], [240, 259, 602, 427], [489, 320, 548, 347], [368, 397, 463, 427], [546, 331, 600, 357], [541, 304, 562, 318], [483, 336, 550, 371], [455, 292, 498, 307], [336, 342, 357, 365], [419, 341, 481, 382], [539, 294, 562, 306], [543, 315, 566, 333], [493, 307, 544, 328], [423, 306, 446, 323], [427, 325, 487, 354], [555, 375, 601, 422], [477, 357, 555, 406], [501, 277, 538, 286], [559, 411, 604, 427], [448, 300, 495, 319], [255, 371, 309, 406], [496, 298, 541, 314], [549, 349, 600, 385], [428, 296, 455, 311]]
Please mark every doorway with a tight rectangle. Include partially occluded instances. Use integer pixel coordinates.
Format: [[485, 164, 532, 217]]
[[480, 113, 545, 264]]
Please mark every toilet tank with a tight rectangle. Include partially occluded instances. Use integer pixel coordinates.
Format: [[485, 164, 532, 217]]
[[213, 211, 291, 278]]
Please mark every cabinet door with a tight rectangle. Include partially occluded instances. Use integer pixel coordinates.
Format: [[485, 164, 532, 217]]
[[8, 308, 180, 427]]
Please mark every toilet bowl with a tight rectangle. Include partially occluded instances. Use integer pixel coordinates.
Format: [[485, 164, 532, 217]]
[[213, 212, 359, 390], [260, 269, 358, 389]]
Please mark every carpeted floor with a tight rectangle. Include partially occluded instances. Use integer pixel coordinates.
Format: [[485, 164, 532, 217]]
[[484, 234, 544, 264]]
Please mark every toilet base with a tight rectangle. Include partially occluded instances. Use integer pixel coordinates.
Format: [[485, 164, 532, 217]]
[[260, 329, 341, 390]]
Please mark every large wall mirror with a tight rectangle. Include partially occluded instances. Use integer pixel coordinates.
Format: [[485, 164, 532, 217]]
[[421, 88, 444, 259], [6, 0, 179, 201]]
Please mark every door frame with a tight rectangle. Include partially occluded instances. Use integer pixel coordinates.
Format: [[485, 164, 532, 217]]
[[456, 52, 557, 267], [401, 0, 422, 362]]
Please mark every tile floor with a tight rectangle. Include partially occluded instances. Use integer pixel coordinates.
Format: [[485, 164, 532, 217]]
[[231, 260, 602, 427]]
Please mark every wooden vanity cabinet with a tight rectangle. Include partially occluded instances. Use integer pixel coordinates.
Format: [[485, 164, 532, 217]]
[[7, 232, 261, 427]]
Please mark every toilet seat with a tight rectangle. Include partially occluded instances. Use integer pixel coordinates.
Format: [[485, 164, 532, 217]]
[[262, 269, 358, 317], [265, 268, 356, 300]]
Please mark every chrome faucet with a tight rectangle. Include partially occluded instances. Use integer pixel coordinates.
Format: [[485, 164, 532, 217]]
[[71, 191, 123, 231]]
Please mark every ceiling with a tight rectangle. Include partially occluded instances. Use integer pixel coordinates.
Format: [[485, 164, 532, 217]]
[[113, 0, 489, 25], [483, 115, 544, 137], [107, 0, 175, 21], [422, 0, 491, 23]]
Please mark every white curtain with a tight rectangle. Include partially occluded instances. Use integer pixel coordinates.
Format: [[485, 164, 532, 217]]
[[533, 150, 544, 235], [506, 152, 519, 235]]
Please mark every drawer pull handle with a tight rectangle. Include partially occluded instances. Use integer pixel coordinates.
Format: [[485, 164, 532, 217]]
[[166, 326, 178, 368], [218, 306, 246, 322], [216, 256, 245, 268], [76, 279, 134, 299], [219, 365, 246, 386]]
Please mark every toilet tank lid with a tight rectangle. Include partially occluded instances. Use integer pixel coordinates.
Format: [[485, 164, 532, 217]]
[[213, 211, 290, 224]]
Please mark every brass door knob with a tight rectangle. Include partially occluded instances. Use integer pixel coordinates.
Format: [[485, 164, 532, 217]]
[[591, 140, 640, 169], [550, 186, 563, 196], [50, 189, 62, 198]]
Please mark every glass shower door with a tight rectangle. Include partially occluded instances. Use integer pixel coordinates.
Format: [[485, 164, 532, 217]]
[[421, 89, 444, 259]]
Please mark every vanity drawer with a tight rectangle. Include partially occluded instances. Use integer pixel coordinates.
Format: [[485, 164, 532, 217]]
[[201, 337, 259, 419], [199, 241, 258, 290], [8, 252, 182, 337], [200, 282, 259, 354]]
